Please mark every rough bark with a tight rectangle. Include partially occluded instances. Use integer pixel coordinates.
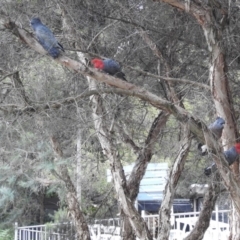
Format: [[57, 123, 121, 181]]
[[12, 71, 31, 105], [229, 204, 240, 240], [62, 9, 147, 238], [123, 111, 170, 239], [153, 0, 240, 239], [140, 25, 189, 240], [121, 214, 137, 240], [158, 123, 191, 240], [184, 176, 220, 240], [88, 79, 153, 240], [50, 136, 91, 240], [127, 112, 170, 199], [203, 20, 240, 240], [155, 0, 238, 140], [76, 129, 82, 201], [39, 192, 44, 224], [112, 108, 169, 239]]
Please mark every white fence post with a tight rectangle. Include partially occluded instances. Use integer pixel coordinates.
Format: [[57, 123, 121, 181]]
[[14, 222, 18, 240], [215, 204, 219, 238]]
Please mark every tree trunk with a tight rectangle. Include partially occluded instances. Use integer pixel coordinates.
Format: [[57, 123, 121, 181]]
[[127, 111, 170, 199], [60, 8, 151, 239], [88, 78, 153, 240], [50, 136, 91, 240], [140, 23, 188, 240], [76, 128, 82, 201], [158, 123, 191, 240], [230, 205, 240, 240], [154, 0, 240, 239], [184, 176, 220, 240], [121, 214, 136, 240], [39, 192, 45, 224], [122, 111, 169, 240]]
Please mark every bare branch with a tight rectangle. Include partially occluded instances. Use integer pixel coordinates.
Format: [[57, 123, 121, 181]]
[[115, 123, 141, 153], [126, 65, 210, 90], [50, 135, 91, 240], [0, 71, 18, 83], [87, 20, 118, 50], [88, 78, 153, 239], [184, 177, 220, 240], [12, 71, 31, 105], [158, 123, 191, 239]]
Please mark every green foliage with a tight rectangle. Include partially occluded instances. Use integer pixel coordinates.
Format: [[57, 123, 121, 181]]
[[50, 208, 69, 223], [0, 187, 14, 207], [0, 229, 14, 240], [45, 209, 76, 239]]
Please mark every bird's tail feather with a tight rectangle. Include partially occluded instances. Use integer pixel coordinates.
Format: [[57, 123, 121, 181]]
[[116, 72, 127, 81], [57, 42, 65, 52]]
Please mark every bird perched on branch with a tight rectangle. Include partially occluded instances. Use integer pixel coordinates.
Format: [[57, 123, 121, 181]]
[[204, 143, 240, 176], [91, 58, 127, 81], [198, 117, 225, 155], [30, 18, 64, 58]]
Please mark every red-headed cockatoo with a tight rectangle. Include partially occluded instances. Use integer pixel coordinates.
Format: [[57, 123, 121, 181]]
[[91, 58, 127, 81]]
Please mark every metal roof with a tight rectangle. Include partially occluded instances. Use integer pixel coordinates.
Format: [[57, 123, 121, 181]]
[[107, 163, 169, 201]]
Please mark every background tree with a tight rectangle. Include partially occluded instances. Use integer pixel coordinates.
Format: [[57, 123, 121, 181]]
[[1, 0, 240, 239]]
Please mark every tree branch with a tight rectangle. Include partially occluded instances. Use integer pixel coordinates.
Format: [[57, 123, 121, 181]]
[[125, 65, 210, 90], [127, 111, 170, 199], [88, 78, 153, 239], [184, 176, 220, 240], [0, 71, 18, 83], [158, 123, 191, 240], [12, 71, 31, 105], [115, 123, 141, 153], [50, 136, 91, 240]]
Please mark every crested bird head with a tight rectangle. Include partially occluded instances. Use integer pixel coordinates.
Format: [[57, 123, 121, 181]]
[[91, 58, 104, 70], [235, 143, 240, 154], [215, 117, 225, 127], [30, 17, 42, 26]]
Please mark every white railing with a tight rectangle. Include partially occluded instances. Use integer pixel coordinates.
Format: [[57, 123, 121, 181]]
[[15, 222, 120, 240], [142, 210, 230, 240], [15, 222, 76, 240], [176, 210, 230, 240], [14, 210, 230, 240]]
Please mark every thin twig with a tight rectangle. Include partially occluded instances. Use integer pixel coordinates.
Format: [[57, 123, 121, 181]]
[[0, 71, 18, 82]]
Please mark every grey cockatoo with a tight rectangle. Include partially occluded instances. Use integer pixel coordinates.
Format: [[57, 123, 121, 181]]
[[198, 117, 225, 155], [30, 18, 64, 58], [204, 143, 240, 176]]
